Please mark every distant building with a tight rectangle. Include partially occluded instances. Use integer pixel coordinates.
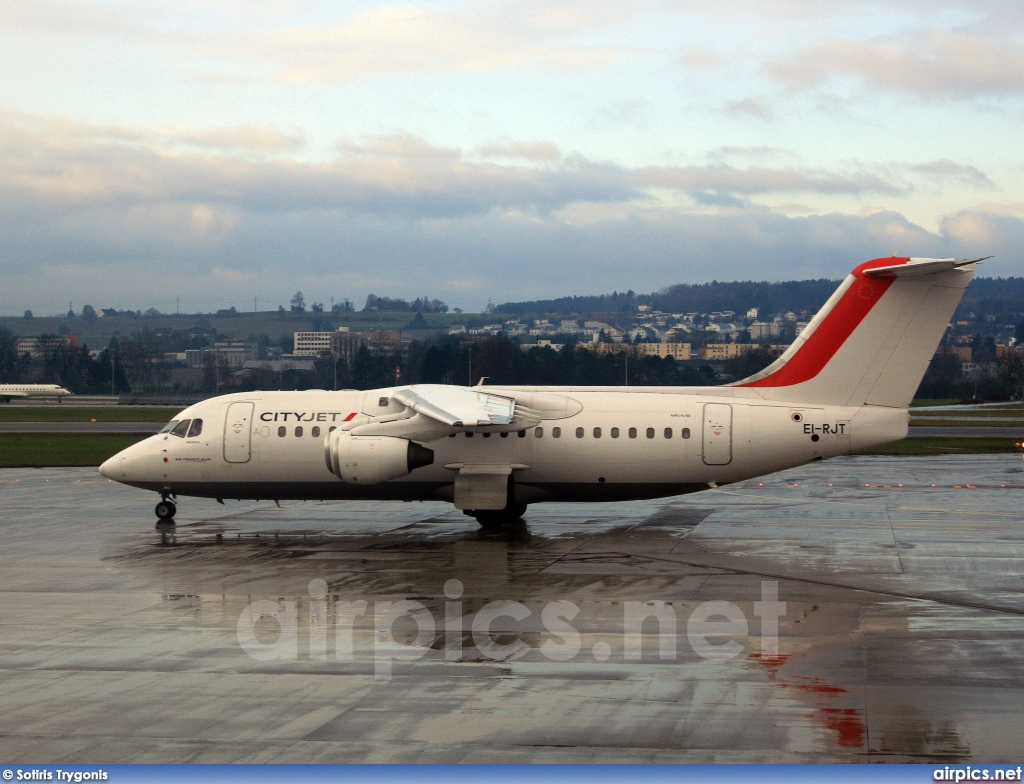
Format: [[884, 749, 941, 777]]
[[293, 329, 365, 360], [951, 346, 972, 362], [235, 359, 316, 382], [749, 321, 782, 340], [705, 322, 739, 334], [746, 307, 758, 319], [16, 335, 76, 359], [294, 331, 334, 356], [582, 343, 692, 361], [961, 362, 998, 381], [520, 340, 564, 352], [635, 343, 692, 361], [700, 343, 765, 360]]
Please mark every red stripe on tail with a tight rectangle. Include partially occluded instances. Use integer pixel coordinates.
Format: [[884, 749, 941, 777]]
[[737, 257, 908, 389]]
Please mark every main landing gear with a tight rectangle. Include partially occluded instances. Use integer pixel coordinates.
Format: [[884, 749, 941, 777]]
[[155, 493, 177, 523], [469, 502, 528, 529]]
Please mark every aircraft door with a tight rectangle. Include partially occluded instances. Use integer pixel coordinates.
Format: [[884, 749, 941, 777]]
[[223, 402, 254, 463], [702, 403, 732, 465]]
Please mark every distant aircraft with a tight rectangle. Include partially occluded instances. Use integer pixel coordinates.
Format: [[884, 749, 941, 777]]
[[0, 384, 72, 403], [101, 257, 981, 525]]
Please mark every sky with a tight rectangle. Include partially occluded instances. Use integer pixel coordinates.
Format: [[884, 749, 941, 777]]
[[1, 0, 1023, 315]]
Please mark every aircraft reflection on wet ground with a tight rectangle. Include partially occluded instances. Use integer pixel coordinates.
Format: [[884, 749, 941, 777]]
[[1, 454, 1023, 762]]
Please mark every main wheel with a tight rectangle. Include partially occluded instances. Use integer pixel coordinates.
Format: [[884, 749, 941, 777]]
[[473, 502, 527, 528], [155, 500, 177, 521]]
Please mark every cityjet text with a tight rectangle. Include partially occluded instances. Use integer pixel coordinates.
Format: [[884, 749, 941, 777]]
[[260, 412, 348, 423]]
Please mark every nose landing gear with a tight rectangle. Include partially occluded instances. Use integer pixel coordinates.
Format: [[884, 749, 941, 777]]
[[155, 494, 177, 522]]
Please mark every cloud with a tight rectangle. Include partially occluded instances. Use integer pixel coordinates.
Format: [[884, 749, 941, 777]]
[[721, 96, 774, 121], [1, 108, 1017, 314], [204, 2, 635, 84], [167, 125, 306, 153], [708, 146, 795, 162], [631, 165, 902, 196], [339, 132, 460, 160], [5, 201, 1018, 316], [0, 0, 152, 38], [769, 31, 1024, 98], [0, 113, 908, 226], [478, 140, 562, 161], [678, 50, 726, 68], [909, 159, 994, 188]]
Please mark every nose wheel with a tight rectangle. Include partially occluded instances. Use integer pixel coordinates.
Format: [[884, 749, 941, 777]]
[[155, 499, 177, 521]]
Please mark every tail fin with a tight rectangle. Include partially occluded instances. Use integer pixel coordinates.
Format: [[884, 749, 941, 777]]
[[733, 256, 982, 408]]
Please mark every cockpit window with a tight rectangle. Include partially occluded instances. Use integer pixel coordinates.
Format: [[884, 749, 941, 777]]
[[170, 419, 191, 437], [187, 418, 203, 438], [160, 420, 180, 433]]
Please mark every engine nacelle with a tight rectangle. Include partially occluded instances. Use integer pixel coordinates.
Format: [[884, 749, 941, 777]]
[[325, 430, 434, 484]]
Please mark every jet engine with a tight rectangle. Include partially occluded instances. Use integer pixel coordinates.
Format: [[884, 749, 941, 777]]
[[325, 429, 434, 484]]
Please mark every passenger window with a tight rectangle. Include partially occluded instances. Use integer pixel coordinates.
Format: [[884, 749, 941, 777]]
[[500, 432, 508, 438], [682, 428, 690, 439], [611, 427, 619, 438], [329, 426, 336, 433], [664, 428, 672, 439], [518, 430, 526, 438], [535, 427, 543, 438], [466, 432, 474, 438], [646, 427, 655, 439], [593, 427, 602, 438], [160, 420, 179, 434], [552, 427, 561, 438], [576, 427, 584, 438], [278, 426, 286, 437], [378, 397, 389, 407], [187, 419, 203, 438], [295, 426, 303, 437], [483, 433, 491, 438], [629, 427, 637, 439], [170, 419, 191, 438], [312, 426, 320, 437]]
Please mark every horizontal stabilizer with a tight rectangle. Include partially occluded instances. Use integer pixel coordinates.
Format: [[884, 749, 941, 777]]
[[863, 257, 987, 278]]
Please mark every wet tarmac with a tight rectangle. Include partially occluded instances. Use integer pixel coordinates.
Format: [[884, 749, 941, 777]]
[[2, 455, 1024, 763]]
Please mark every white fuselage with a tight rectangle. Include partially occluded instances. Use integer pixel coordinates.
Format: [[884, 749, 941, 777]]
[[102, 387, 907, 503], [0, 384, 71, 401]]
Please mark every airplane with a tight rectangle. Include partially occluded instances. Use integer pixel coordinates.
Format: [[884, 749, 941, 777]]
[[0, 384, 72, 403], [100, 256, 980, 526]]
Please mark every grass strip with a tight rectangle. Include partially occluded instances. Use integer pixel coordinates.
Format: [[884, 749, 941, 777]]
[[909, 419, 1024, 427], [0, 433, 151, 467], [0, 407, 181, 423], [910, 399, 962, 407], [857, 437, 1024, 456]]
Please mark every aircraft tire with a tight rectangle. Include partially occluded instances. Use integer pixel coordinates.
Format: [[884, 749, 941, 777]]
[[473, 502, 527, 528], [155, 500, 177, 521]]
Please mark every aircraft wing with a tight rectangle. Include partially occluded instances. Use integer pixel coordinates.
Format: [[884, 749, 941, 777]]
[[0, 391, 28, 398], [392, 385, 517, 427], [345, 385, 542, 441]]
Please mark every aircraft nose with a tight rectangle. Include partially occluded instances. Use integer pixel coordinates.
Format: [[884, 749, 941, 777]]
[[98, 455, 117, 479]]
